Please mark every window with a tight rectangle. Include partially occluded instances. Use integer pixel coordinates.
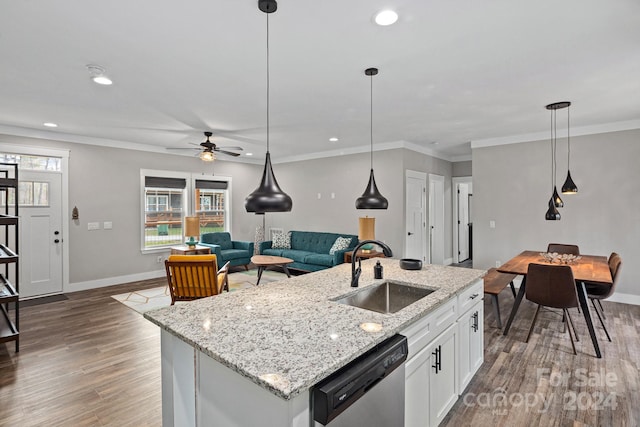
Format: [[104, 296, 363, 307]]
[[141, 171, 231, 251], [194, 179, 229, 235], [143, 175, 187, 250], [0, 154, 61, 171], [19, 181, 50, 206]]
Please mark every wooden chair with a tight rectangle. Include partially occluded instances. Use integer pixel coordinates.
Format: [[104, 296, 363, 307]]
[[483, 268, 517, 328], [525, 263, 580, 355], [547, 243, 580, 255], [583, 252, 621, 342], [164, 254, 230, 305]]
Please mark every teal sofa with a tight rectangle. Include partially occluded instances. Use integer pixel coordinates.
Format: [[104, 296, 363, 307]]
[[259, 230, 358, 272], [199, 232, 254, 270]]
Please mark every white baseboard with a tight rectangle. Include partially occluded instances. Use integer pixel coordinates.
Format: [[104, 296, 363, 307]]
[[66, 269, 165, 293]]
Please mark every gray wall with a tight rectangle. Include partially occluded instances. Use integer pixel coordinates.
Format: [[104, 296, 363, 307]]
[[472, 129, 640, 298], [1, 134, 457, 288], [453, 160, 472, 177]]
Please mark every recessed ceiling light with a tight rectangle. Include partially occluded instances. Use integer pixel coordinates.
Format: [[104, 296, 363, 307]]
[[375, 10, 398, 26], [246, 152, 253, 156], [329, 137, 339, 142], [43, 122, 58, 128], [87, 64, 113, 85]]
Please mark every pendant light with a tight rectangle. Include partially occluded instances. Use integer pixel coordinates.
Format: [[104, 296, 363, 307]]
[[561, 103, 578, 194], [544, 102, 569, 220], [245, 0, 292, 214], [355, 68, 388, 210]]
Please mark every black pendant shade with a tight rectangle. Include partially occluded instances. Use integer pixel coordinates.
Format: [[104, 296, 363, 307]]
[[245, 152, 292, 214], [355, 169, 389, 209], [244, 0, 292, 214], [552, 185, 564, 208], [545, 197, 561, 220], [562, 170, 578, 194]]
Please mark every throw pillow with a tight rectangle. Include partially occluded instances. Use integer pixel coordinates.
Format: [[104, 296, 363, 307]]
[[329, 236, 352, 255], [272, 231, 291, 249]]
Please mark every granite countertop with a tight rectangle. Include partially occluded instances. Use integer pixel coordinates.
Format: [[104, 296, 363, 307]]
[[144, 258, 485, 400]]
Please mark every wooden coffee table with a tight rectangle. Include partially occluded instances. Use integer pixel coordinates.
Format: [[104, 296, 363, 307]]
[[251, 255, 294, 285]]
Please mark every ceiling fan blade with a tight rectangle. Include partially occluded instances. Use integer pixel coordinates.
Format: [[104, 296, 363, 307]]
[[216, 150, 242, 157], [166, 147, 200, 150], [215, 146, 243, 151]]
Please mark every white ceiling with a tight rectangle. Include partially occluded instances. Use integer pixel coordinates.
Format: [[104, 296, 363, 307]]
[[1, 0, 639, 162]]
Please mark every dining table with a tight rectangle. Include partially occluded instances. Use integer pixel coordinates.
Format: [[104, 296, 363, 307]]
[[498, 250, 613, 358]]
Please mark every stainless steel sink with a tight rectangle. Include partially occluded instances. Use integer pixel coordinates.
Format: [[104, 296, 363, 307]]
[[334, 280, 436, 314]]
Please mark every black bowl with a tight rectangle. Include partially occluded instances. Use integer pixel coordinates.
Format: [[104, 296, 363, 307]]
[[399, 258, 423, 270]]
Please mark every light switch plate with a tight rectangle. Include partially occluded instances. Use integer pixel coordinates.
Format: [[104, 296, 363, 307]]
[[103, 221, 113, 230], [87, 222, 100, 230]]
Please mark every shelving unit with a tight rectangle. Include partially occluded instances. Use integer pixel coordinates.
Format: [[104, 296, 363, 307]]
[[0, 162, 19, 352]]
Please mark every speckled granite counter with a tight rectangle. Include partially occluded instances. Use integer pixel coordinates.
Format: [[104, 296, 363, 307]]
[[144, 258, 485, 400]]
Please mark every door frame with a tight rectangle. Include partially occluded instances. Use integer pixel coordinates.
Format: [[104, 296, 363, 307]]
[[452, 176, 472, 264], [405, 170, 427, 261], [428, 174, 445, 264], [0, 142, 70, 294]]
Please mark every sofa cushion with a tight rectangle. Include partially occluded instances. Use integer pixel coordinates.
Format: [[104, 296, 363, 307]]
[[262, 248, 284, 257], [290, 231, 355, 254], [303, 253, 335, 267], [329, 236, 352, 255], [272, 231, 291, 249], [221, 248, 252, 261], [280, 249, 316, 263]]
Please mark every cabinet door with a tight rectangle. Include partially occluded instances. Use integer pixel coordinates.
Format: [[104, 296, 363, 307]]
[[405, 323, 458, 427], [405, 341, 431, 427], [458, 300, 484, 393], [429, 324, 458, 427]]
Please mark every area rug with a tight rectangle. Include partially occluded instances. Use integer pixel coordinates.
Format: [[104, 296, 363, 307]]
[[112, 269, 288, 314]]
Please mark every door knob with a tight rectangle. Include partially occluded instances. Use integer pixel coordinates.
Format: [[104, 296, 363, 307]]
[[408, 232, 413, 236], [54, 239, 60, 243], [54, 231, 60, 235]]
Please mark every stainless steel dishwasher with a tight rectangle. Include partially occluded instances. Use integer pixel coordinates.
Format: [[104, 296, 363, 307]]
[[311, 334, 408, 427]]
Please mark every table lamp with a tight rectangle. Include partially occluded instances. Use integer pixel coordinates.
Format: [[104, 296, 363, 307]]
[[358, 217, 375, 253], [184, 216, 200, 247]]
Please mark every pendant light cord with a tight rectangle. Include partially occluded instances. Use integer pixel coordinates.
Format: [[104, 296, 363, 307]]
[[370, 72, 373, 170], [567, 106, 571, 169], [266, 13, 270, 154]]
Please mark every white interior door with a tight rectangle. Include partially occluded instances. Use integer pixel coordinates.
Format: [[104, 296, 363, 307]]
[[19, 170, 63, 298], [457, 183, 470, 262], [405, 171, 426, 261], [428, 174, 444, 265]]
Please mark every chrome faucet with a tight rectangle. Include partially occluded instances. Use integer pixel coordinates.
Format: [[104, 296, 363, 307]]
[[351, 240, 393, 287]]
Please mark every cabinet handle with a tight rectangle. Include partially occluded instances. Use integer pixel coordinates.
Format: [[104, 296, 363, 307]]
[[432, 345, 442, 374], [469, 293, 479, 300], [472, 311, 479, 332]]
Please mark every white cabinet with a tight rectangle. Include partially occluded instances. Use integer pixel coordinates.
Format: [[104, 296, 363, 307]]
[[405, 323, 458, 427], [457, 280, 484, 393], [404, 278, 484, 427]]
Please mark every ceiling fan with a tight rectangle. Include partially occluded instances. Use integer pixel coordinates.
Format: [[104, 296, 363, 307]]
[[167, 131, 243, 161]]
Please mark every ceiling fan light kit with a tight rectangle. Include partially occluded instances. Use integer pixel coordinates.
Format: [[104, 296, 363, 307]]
[[245, 0, 292, 214], [356, 67, 388, 210]]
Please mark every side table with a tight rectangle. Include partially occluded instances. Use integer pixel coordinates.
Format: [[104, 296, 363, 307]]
[[170, 245, 212, 255], [344, 250, 385, 263]]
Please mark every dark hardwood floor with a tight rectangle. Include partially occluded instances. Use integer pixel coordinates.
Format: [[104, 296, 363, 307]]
[[1, 278, 638, 426]]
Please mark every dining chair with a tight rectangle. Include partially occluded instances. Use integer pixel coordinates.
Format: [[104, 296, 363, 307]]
[[583, 252, 621, 342], [525, 263, 580, 355], [546, 243, 580, 255], [165, 254, 230, 305]]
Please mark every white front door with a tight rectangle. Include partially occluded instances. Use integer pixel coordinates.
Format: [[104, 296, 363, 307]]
[[428, 174, 445, 265], [457, 183, 470, 262], [19, 170, 63, 297], [405, 171, 426, 261]]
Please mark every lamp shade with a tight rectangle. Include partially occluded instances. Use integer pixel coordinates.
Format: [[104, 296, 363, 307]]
[[561, 170, 578, 194], [184, 216, 200, 237], [355, 169, 389, 209], [245, 152, 293, 214], [358, 217, 376, 241], [545, 198, 561, 221]]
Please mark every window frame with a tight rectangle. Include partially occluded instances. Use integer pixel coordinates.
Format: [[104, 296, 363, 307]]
[[140, 170, 232, 252]]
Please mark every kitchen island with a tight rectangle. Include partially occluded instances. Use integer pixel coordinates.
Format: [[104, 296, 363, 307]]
[[145, 258, 485, 426]]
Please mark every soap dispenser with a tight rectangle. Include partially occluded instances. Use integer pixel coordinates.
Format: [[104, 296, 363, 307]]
[[374, 260, 383, 279]]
